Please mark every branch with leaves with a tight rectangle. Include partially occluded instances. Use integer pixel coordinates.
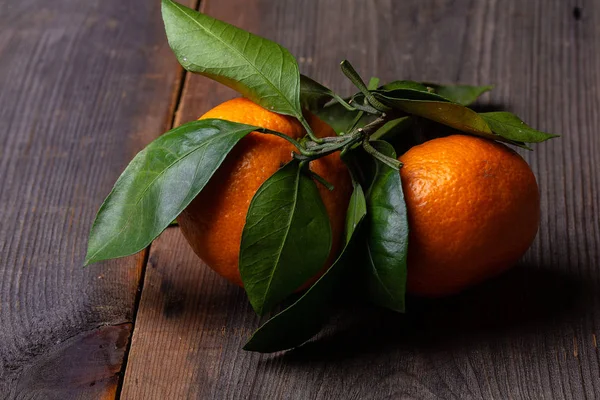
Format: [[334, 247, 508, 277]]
[[85, 0, 558, 353]]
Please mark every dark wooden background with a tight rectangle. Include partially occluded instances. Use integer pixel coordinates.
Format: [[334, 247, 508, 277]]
[[1, 0, 599, 398]]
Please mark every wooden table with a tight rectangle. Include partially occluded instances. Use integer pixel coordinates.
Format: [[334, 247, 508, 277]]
[[2, 0, 599, 398]]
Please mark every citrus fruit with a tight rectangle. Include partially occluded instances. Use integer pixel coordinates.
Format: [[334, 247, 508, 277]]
[[177, 98, 352, 287], [399, 134, 540, 297]]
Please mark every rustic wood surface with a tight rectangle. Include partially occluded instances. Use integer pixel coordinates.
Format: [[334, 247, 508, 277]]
[[0, 0, 194, 398], [2, 0, 599, 399]]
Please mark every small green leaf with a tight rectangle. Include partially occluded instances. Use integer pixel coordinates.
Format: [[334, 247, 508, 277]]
[[162, 0, 305, 124], [364, 141, 408, 313], [244, 182, 367, 353], [480, 112, 559, 143], [425, 83, 493, 106], [240, 161, 332, 316], [367, 76, 381, 90], [85, 119, 259, 265], [299, 75, 334, 111]]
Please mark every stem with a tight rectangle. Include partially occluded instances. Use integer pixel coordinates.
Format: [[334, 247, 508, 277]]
[[261, 128, 305, 151], [342, 77, 387, 136], [348, 101, 379, 114], [306, 135, 356, 151], [274, 107, 393, 165], [340, 60, 391, 113], [359, 114, 389, 137], [308, 143, 343, 155], [294, 133, 362, 162], [332, 94, 356, 111], [321, 135, 355, 144], [308, 170, 335, 191], [362, 139, 403, 170], [340, 60, 369, 94], [346, 110, 365, 134], [298, 115, 323, 144]]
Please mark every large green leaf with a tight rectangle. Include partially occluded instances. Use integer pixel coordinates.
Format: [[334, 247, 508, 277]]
[[162, 0, 304, 123], [364, 141, 408, 312], [85, 119, 259, 265], [424, 83, 493, 106], [244, 182, 367, 353], [239, 160, 332, 316], [480, 112, 559, 143]]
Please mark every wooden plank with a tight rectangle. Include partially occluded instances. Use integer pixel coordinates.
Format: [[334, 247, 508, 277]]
[[122, 0, 600, 398], [0, 0, 194, 397], [13, 324, 131, 400], [121, 229, 255, 399]]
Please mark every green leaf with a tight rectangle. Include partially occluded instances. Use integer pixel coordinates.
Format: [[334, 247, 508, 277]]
[[364, 141, 408, 312], [344, 183, 367, 244], [379, 80, 430, 92], [244, 182, 367, 353], [369, 117, 413, 142], [315, 101, 376, 134], [348, 86, 446, 117], [480, 112, 559, 143], [374, 83, 450, 103], [299, 75, 334, 111], [425, 83, 493, 106], [373, 92, 497, 137], [239, 160, 332, 315], [85, 119, 258, 265], [363, 91, 531, 148], [162, 0, 304, 123], [378, 81, 492, 105], [369, 117, 415, 157], [367, 76, 381, 90]]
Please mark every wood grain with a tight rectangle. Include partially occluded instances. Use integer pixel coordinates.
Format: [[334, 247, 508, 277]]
[[14, 324, 131, 400], [0, 0, 193, 397], [124, 0, 599, 398]]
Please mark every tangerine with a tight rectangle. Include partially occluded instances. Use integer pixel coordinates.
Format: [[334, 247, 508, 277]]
[[399, 135, 540, 297], [177, 98, 352, 286]]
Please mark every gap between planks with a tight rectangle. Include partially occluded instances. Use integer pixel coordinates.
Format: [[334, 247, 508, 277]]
[[114, 0, 204, 398]]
